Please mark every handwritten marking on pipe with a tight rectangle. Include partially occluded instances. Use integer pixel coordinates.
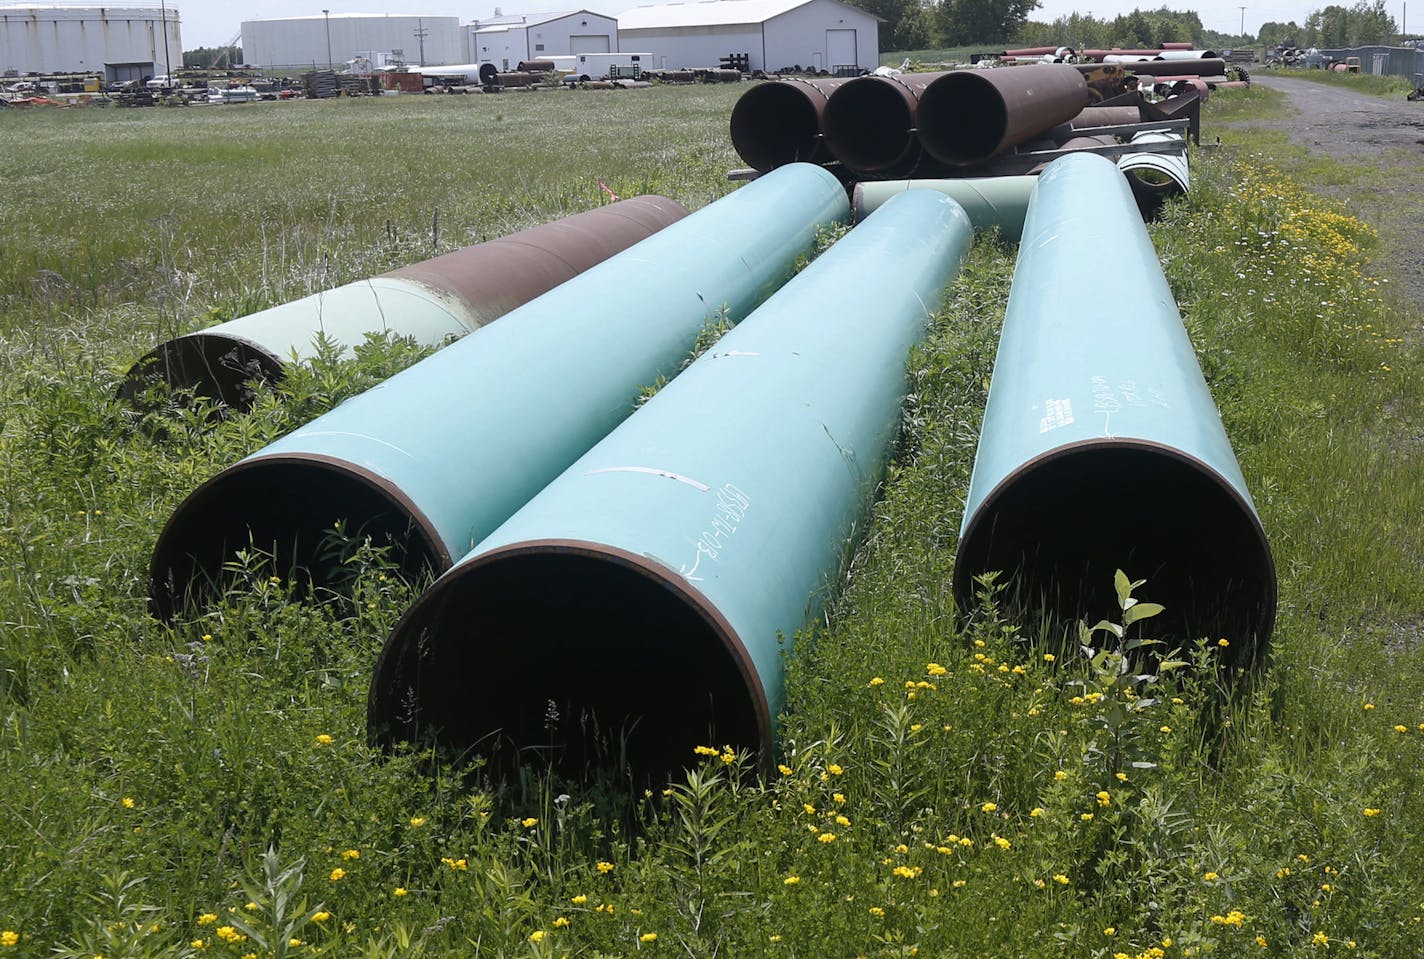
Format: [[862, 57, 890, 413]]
[[679, 483, 751, 582], [584, 466, 710, 491], [711, 350, 761, 359], [1039, 398, 1075, 433]]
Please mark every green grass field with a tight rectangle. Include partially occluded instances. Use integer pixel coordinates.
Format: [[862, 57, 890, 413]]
[[2, 85, 1423, 958]]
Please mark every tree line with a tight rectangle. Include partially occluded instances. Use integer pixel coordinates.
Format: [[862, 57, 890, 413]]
[[850, 0, 1405, 53]]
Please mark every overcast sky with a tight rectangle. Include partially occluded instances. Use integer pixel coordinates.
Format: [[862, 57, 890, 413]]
[[172, 0, 1389, 50]]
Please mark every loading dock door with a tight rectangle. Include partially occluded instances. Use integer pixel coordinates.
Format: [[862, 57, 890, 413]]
[[570, 34, 611, 53], [827, 29, 857, 70]]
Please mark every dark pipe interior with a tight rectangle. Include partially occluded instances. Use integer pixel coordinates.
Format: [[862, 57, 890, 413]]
[[953, 444, 1275, 666], [822, 78, 918, 172], [150, 457, 447, 620], [730, 82, 824, 171], [918, 74, 1008, 166], [116, 334, 284, 412], [368, 548, 764, 785]]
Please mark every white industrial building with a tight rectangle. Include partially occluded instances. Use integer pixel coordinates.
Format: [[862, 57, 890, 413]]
[[241, 13, 462, 71], [615, 0, 877, 73], [466, 9, 618, 69], [0, 5, 181, 80]]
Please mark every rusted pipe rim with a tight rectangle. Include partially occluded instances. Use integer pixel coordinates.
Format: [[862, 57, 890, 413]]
[[117, 331, 284, 411], [149, 452, 450, 620], [730, 80, 829, 171], [368, 539, 771, 783], [822, 74, 921, 173], [954, 438, 1276, 666]]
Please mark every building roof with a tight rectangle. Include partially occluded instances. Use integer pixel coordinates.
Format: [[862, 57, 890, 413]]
[[473, 9, 612, 28], [616, 0, 867, 30], [241, 13, 459, 25]]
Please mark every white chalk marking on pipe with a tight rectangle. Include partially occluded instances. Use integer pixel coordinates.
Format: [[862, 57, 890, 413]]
[[711, 350, 761, 358], [1039, 398, 1075, 433], [585, 466, 711, 491]]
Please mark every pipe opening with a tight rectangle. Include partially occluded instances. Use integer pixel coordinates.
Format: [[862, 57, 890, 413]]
[[149, 456, 447, 620], [730, 82, 825, 170], [368, 544, 766, 785], [954, 443, 1275, 666], [117, 333, 284, 412], [916, 73, 1009, 166], [822, 78, 918, 173]]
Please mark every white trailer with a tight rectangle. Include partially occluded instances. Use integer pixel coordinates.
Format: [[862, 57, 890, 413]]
[[569, 51, 651, 79]]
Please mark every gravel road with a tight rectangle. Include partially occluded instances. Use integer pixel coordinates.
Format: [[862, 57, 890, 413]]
[[1237, 74, 1424, 310]]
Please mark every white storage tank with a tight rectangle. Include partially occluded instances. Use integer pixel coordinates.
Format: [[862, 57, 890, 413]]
[[0, 5, 182, 79], [241, 13, 462, 71]]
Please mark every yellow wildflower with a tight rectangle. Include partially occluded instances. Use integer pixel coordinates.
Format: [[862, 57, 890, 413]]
[[1, 932, 18, 948], [329, 868, 345, 882], [778, 764, 794, 776], [803, 803, 816, 814], [553, 917, 571, 928], [1080, 813, 1094, 821], [196, 914, 217, 926], [817, 832, 837, 843], [828, 764, 844, 776], [1053, 874, 1070, 884], [287, 939, 302, 948], [342, 848, 360, 860], [833, 792, 846, 803], [1043, 653, 1056, 662], [1312, 931, 1329, 947], [927, 663, 947, 676], [1394, 725, 1409, 733], [693, 745, 719, 757], [1030, 807, 1044, 817], [1257, 936, 1268, 947], [868, 677, 884, 686], [394, 887, 408, 897], [783, 875, 800, 885], [835, 815, 851, 827], [952, 879, 966, 888], [314, 734, 333, 746], [122, 797, 135, 809], [408, 817, 426, 827], [980, 802, 998, 813], [1363, 808, 1381, 817], [1203, 871, 1219, 881], [528, 930, 546, 943], [311, 912, 330, 923], [640, 932, 658, 943], [572, 894, 588, 904], [597, 861, 615, 874], [869, 907, 885, 917], [1054, 770, 1068, 781], [993, 836, 1011, 850], [1096, 791, 1111, 807], [1103, 927, 1116, 936], [521, 817, 539, 828], [216, 927, 245, 944]]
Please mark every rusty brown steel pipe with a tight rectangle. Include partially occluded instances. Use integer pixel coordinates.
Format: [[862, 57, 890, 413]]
[[729, 76, 853, 170], [916, 64, 1091, 167], [118, 197, 689, 410], [822, 72, 942, 175]]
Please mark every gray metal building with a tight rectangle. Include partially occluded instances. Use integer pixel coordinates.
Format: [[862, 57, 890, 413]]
[[615, 0, 878, 73]]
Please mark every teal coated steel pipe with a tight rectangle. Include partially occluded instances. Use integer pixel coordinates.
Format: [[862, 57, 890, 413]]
[[851, 176, 1037, 240], [953, 153, 1275, 663], [367, 190, 975, 781], [118, 196, 690, 410], [149, 164, 849, 619]]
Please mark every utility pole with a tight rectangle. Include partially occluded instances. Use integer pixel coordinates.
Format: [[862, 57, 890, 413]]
[[414, 18, 428, 66], [1239, 5, 1247, 37], [323, 9, 333, 70], [158, 0, 172, 76]]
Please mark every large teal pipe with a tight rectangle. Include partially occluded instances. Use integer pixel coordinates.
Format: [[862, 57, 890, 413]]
[[953, 153, 1275, 663], [366, 190, 975, 780], [117, 197, 689, 410], [851, 176, 1037, 241], [149, 164, 849, 619]]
